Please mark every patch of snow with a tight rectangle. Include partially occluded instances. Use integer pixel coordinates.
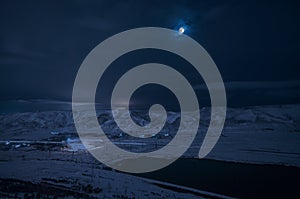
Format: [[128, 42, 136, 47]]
[[50, 131, 60, 135]]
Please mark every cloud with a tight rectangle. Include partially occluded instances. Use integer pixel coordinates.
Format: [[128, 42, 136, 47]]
[[194, 80, 300, 90], [194, 80, 300, 106]]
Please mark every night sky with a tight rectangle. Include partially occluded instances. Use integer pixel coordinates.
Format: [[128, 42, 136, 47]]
[[0, 0, 299, 107]]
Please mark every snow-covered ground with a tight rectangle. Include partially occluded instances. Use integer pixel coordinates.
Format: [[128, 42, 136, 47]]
[[1, 104, 299, 167], [0, 103, 299, 198]]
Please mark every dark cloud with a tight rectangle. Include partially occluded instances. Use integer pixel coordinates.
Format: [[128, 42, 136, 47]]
[[195, 80, 300, 107], [0, 0, 299, 106]]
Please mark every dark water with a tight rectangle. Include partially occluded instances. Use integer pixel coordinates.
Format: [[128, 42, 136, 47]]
[[135, 158, 300, 198]]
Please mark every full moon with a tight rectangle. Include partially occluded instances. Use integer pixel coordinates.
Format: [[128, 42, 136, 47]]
[[178, 27, 185, 34]]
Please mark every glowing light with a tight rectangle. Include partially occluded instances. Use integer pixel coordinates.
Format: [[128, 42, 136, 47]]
[[178, 27, 185, 34]]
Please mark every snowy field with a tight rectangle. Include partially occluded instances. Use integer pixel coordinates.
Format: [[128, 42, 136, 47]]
[[1, 103, 299, 167], [0, 102, 300, 198]]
